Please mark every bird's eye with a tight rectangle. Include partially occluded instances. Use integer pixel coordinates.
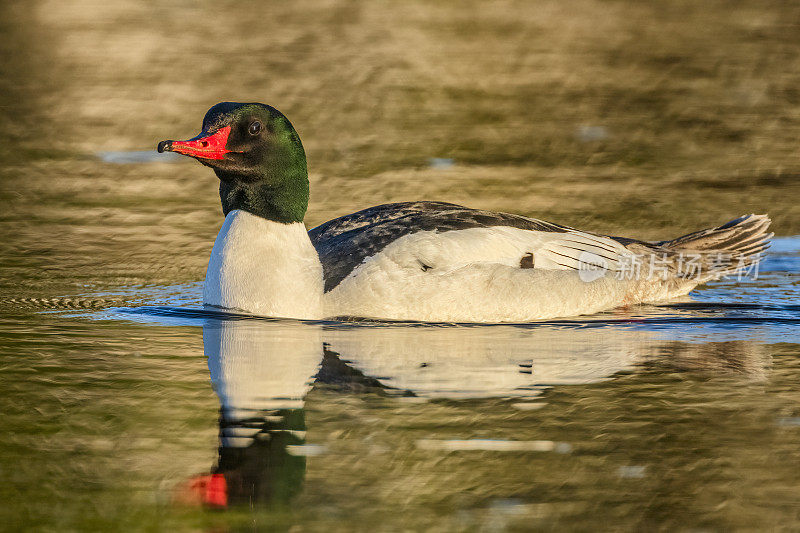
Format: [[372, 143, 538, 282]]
[[248, 121, 262, 136]]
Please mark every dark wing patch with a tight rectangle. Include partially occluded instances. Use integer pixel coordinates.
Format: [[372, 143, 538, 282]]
[[520, 253, 535, 269], [308, 201, 570, 292]]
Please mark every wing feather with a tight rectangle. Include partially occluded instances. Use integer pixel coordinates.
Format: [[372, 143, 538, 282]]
[[310, 201, 643, 291]]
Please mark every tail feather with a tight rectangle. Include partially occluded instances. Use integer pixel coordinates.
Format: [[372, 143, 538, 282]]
[[660, 214, 773, 280], [663, 214, 771, 250]]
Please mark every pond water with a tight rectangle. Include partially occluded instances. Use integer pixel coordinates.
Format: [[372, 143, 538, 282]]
[[0, 234, 797, 531], [3, 1, 800, 530]]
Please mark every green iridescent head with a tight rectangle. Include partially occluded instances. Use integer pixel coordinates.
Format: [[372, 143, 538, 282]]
[[159, 102, 309, 223]]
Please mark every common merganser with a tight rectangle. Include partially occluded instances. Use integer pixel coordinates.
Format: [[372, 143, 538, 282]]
[[157, 102, 772, 322]]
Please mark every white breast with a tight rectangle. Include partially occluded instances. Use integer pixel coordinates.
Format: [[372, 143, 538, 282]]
[[204, 210, 324, 319]]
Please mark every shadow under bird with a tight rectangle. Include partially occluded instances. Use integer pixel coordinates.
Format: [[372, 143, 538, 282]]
[[158, 102, 772, 322]]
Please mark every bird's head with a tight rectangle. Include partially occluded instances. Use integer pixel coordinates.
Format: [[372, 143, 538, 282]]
[[158, 102, 308, 223]]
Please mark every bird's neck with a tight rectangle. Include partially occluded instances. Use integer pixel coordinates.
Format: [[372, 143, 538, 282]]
[[216, 166, 309, 224]]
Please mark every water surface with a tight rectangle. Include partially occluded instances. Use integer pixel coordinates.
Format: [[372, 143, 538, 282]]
[[0, 237, 796, 531]]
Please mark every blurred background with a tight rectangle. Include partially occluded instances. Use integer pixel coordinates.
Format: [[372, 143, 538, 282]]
[[2, 1, 799, 237], [1, 1, 800, 531]]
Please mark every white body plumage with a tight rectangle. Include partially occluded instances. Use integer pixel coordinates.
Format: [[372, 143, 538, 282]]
[[323, 226, 678, 322], [202, 208, 770, 323], [202, 210, 703, 322], [203, 210, 324, 320]]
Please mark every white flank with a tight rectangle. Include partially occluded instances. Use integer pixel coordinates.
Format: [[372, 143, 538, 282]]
[[202, 216, 759, 322], [323, 227, 675, 322], [204, 210, 324, 319]]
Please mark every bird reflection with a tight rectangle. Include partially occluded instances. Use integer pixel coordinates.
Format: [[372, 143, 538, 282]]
[[179, 320, 322, 508], [323, 325, 651, 398], [180, 318, 769, 509]]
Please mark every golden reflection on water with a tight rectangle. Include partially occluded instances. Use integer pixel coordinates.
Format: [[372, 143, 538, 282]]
[[4, 302, 796, 530], [3, 0, 800, 236], [174, 318, 781, 529]]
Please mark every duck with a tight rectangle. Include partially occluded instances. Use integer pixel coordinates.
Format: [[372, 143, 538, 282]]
[[157, 102, 772, 323]]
